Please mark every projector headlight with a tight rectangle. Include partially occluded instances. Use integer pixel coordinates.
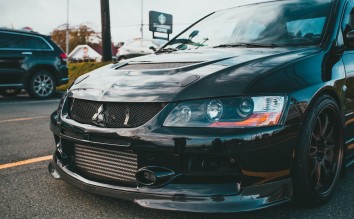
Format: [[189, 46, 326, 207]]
[[163, 96, 286, 128]]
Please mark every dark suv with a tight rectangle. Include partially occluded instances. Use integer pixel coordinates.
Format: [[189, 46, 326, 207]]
[[0, 29, 68, 98]]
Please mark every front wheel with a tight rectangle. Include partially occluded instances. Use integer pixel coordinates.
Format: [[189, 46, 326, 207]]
[[28, 71, 56, 99], [293, 95, 344, 206]]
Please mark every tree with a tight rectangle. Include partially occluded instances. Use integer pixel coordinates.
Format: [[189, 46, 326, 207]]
[[51, 24, 101, 54]]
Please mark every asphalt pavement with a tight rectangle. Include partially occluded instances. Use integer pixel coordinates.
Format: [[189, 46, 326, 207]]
[[0, 93, 353, 219]]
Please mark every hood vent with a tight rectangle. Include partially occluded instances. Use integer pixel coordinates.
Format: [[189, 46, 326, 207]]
[[116, 62, 200, 71]]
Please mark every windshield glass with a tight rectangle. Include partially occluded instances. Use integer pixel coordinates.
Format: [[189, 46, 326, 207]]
[[163, 0, 333, 50]]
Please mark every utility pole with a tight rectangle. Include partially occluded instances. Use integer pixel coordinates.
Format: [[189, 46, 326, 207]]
[[66, 0, 69, 55], [141, 0, 144, 39], [100, 0, 112, 62]]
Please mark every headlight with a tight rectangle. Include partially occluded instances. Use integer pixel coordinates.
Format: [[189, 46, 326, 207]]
[[206, 100, 223, 121], [163, 96, 285, 128]]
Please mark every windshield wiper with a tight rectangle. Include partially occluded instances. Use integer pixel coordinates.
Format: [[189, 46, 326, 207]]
[[214, 42, 279, 48]]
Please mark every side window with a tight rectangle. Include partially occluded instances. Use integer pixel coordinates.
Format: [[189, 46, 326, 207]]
[[342, 7, 354, 31], [0, 33, 27, 49], [341, 3, 354, 50], [0, 33, 51, 50], [0, 33, 11, 49], [26, 36, 51, 50], [287, 17, 326, 38]]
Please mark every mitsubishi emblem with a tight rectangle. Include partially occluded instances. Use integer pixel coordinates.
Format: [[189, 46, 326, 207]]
[[158, 14, 166, 25], [92, 104, 106, 127]]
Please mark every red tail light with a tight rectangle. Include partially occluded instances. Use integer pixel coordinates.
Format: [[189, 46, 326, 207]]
[[59, 53, 67, 61]]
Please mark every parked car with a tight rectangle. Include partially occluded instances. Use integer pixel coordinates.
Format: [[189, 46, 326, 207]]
[[49, 0, 354, 213], [116, 38, 167, 61], [0, 29, 68, 98]]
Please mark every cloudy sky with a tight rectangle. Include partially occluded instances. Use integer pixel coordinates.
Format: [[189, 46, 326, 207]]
[[0, 0, 269, 43]]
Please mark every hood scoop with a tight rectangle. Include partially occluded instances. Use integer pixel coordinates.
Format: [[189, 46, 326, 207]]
[[116, 62, 200, 71]]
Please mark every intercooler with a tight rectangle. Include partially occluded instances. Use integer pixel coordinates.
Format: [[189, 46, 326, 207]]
[[73, 144, 138, 186]]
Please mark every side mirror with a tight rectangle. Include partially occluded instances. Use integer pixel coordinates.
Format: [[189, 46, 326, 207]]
[[149, 46, 157, 52], [189, 30, 199, 39], [346, 30, 354, 43]]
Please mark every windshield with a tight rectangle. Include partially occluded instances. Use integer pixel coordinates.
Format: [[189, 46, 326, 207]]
[[163, 0, 333, 51]]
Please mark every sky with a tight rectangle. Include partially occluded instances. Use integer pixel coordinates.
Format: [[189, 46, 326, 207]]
[[0, 0, 269, 43]]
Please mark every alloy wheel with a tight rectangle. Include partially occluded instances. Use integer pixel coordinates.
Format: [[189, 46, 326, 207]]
[[309, 108, 341, 195], [33, 74, 54, 97]]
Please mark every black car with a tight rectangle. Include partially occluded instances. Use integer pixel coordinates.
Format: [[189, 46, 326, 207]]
[[48, 0, 354, 213], [0, 29, 68, 98]]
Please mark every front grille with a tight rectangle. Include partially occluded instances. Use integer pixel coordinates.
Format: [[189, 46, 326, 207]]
[[74, 144, 138, 186], [117, 62, 199, 70], [68, 98, 164, 128]]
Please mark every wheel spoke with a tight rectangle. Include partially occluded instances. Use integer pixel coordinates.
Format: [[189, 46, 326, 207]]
[[312, 132, 320, 142], [320, 114, 329, 137], [311, 160, 319, 175], [314, 162, 322, 188], [324, 142, 335, 150], [309, 145, 318, 158], [323, 126, 333, 140]]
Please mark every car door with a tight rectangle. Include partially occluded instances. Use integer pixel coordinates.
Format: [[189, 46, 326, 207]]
[[340, 1, 354, 162], [0, 31, 30, 85]]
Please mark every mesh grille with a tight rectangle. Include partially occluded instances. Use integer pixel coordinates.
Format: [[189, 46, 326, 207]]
[[68, 98, 164, 128], [117, 62, 199, 70], [74, 144, 138, 186]]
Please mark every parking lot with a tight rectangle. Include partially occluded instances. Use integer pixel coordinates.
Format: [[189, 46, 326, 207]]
[[0, 94, 353, 219]]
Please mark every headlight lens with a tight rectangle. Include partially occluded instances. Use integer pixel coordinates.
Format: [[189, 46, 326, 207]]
[[179, 105, 192, 123], [206, 100, 223, 121], [163, 96, 285, 128]]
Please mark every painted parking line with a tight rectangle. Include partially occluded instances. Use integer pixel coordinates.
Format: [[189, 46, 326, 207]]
[[0, 155, 52, 170], [0, 116, 48, 123]]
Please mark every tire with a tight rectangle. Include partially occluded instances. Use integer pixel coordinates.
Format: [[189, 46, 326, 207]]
[[28, 71, 56, 99], [293, 95, 344, 206], [0, 88, 21, 97]]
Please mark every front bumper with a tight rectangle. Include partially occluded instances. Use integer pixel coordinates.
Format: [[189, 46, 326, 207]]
[[58, 77, 69, 85], [49, 110, 299, 212], [49, 157, 292, 213]]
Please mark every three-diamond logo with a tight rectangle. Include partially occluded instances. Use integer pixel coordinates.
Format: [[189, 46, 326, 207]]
[[92, 105, 106, 127]]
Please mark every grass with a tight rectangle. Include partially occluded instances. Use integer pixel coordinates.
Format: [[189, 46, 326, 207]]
[[58, 62, 110, 91]]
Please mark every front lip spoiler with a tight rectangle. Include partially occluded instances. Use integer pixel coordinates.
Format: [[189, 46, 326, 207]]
[[49, 156, 293, 213]]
